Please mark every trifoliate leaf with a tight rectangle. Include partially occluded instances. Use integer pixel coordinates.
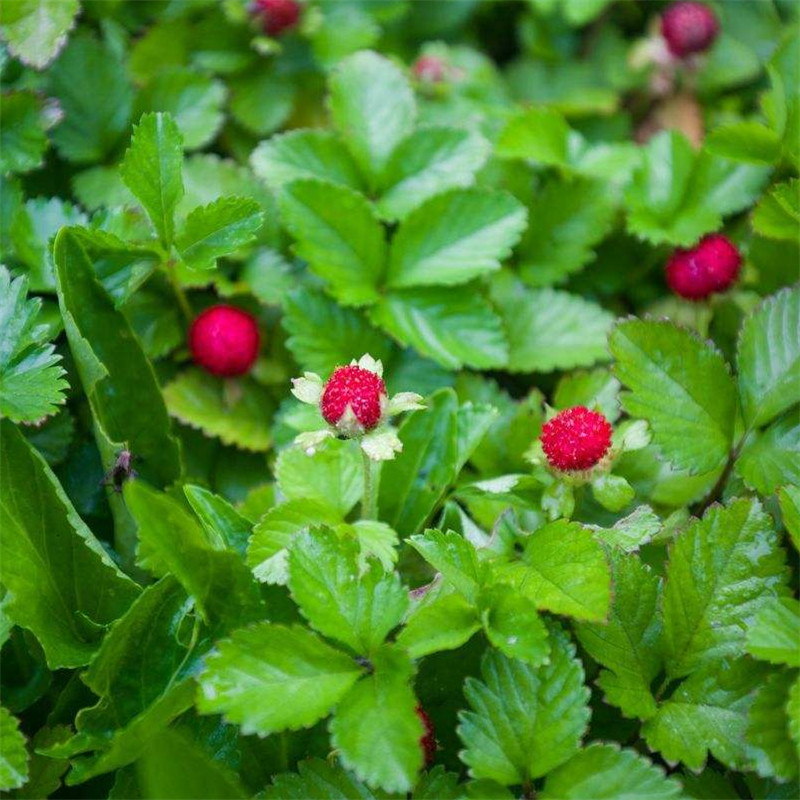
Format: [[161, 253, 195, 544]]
[[0, 267, 67, 423], [0, 91, 50, 173], [458, 626, 590, 785], [262, 759, 380, 799], [746, 670, 799, 781], [329, 51, 416, 186], [662, 498, 789, 679], [408, 529, 483, 602], [279, 179, 386, 306], [737, 286, 800, 429], [0, 707, 29, 791], [746, 597, 800, 666], [540, 743, 683, 800], [396, 591, 480, 659], [198, 624, 364, 736], [610, 319, 737, 475], [329, 646, 423, 793], [736, 413, 800, 496], [0, 0, 79, 69], [163, 369, 274, 452], [479, 584, 550, 666], [120, 112, 184, 247], [575, 551, 662, 720], [752, 179, 800, 241], [387, 188, 526, 289]]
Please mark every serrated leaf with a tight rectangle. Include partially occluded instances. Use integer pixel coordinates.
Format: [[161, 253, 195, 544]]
[[496, 107, 570, 165], [262, 759, 380, 800], [779, 485, 800, 552], [396, 591, 480, 659], [737, 286, 800, 429], [746, 670, 799, 781], [752, 179, 800, 240], [386, 188, 526, 289], [177, 196, 263, 270], [329, 51, 416, 186], [279, 179, 386, 306], [736, 412, 800, 496], [0, 91, 49, 173], [705, 121, 782, 165], [184, 484, 252, 558], [120, 112, 184, 247], [458, 626, 590, 785], [228, 65, 294, 137], [330, 646, 423, 793], [662, 498, 789, 678], [408, 529, 483, 601], [592, 505, 662, 553], [480, 584, 550, 666], [746, 597, 800, 666], [197, 623, 364, 736], [370, 286, 508, 370], [0, 419, 140, 669], [0, 0, 79, 69], [788, 676, 800, 752], [540, 743, 683, 800], [610, 319, 737, 475], [163, 369, 274, 452], [0, 267, 67, 423], [0, 706, 29, 791]]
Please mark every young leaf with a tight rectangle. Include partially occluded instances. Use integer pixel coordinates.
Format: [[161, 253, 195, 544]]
[[0, 707, 29, 792], [184, 484, 252, 558], [745, 597, 800, 666], [496, 107, 571, 165], [120, 112, 184, 247], [736, 413, 800, 495], [408, 529, 483, 601], [752, 179, 800, 241], [0, 0, 79, 69], [0, 267, 68, 423], [197, 624, 364, 736], [458, 626, 590, 785], [479, 584, 550, 666], [610, 319, 737, 475], [396, 591, 480, 659]]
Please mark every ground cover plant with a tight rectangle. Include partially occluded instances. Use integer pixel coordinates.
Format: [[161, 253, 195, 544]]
[[0, 0, 798, 797]]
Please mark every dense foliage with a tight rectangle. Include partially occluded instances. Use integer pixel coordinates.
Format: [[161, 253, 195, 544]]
[[0, 1, 798, 798]]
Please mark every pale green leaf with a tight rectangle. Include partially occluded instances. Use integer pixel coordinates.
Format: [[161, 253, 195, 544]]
[[752, 179, 800, 241], [592, 505, 662, 553], [746, 670, 799, 781], [396, 591, 480, 659], [408, 529, 482, 602], [228, 65, 294, 137], [0, 707, 29, 791], [746, 597, 800, 666], [591, 473, 635, 513], [496, 107, 570, 165], [0, 0, 79, 69]]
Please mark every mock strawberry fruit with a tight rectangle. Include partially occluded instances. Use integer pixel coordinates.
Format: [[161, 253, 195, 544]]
[[320, 365, 387, 435], [189, 305, 260, 377], [252, 0, 302, 37], [416, 706, 436, 767], [540, 406, 613, 473], [660, 2, 719, 58], [666, 233, 741, 300], [412, 55, 446, 83]]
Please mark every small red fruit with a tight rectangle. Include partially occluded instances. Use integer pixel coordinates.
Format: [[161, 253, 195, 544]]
[[189, 305, 260, 377], [416, 706, 436, 767], [540, 406, 613, 473], [412, 55, 446, 83], [252, 0, 302, 37], [660, 2, 719, 58], [666, 234, 742, 300], [320, 365, 386, 432]]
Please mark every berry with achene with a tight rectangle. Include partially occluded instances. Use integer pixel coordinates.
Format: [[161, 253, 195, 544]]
[[252, 0, 302, 37], [416, 706, 436, 767], [412, 55, 446, 83], [189, 305, 260, 377], [660, 2, 719, 58], [320, 365, 387, 434], [540, 406, 613, 473], [666, 233, 742, 300]]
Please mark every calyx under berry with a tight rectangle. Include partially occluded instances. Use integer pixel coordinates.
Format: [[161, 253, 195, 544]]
[[540, 406, 613, 474], [666, 233, 741, 300], [189, 304, 260, 377], [660, 1, 719, 58]]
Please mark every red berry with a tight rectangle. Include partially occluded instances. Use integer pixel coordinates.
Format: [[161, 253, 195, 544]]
[[666, 234, 741, 300], [320, 365, 386, 432], [413, 55, 446, 83], [252, 0, 302, 37], [416, 706, 436, 767], [660, 2, 719, 58], [189, 305, 260, 377], [540, 406, 613, 473]]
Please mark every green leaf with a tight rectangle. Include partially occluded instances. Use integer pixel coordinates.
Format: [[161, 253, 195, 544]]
[[736, 413, 800, 495], [396, 591, 480, 659], [279, 179, 386, 306], [575, 552, 662, 720], [120, 112, 184, 247], [251, 130, 364, 191], [746, 597, 800, 666], [752, 179, 800, 240], [458, 626, 590, 785], [197, 623, 364, 736], [48, 33, 133, 163], [371, 286, 508, 370], [0, 91, 49, 173], [378, 128, 491, 221], [496, 107, 571, 165], [591, 474, 635, 513], [288, 528, 408, 656], [496, 520, 611, 622], [480, 584, 550, 666], [610, 319, 737, 475], [0, 707, 29, 791], [662, 498, 789, 679], [228, 65, 294, 137], [329, 51, 416, 186], [642, 660, 767, 771], [779, 485, 800, 552], [0, 419, 139, 669], [262, 759, 380, 800], [592, 505, 662, 553], [408, 529, 483, 602], [330, 646, 423, 793], [540, 743, 683, 800], [0, 0, 79, 69], [387, 189, 526, 289], [492, 276, 614, 373], [177, 196, 263, 270], [163, 369, 273, 452], [184, 484, 252, 558], [746, 670, 799, 781], [737, 286, 800, 429], [54, 229, 182, 487], [788, 675, 800, 754], [0, 267, 67, 423], [705, 121, 782, 165]]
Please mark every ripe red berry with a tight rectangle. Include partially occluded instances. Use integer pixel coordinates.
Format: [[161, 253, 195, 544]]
[[666, 234, 742, 300], [416, 706, 436, 767], [189, 305, 260, 377], [660, 2, 719, 58], [540, 406, 613, 473], [320, 365, 386, 432], [412, 55, 446, 83], [252, 0, 302, 37]]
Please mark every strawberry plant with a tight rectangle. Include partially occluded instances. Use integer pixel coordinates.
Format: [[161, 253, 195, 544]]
[[0, 1, 798, 799]]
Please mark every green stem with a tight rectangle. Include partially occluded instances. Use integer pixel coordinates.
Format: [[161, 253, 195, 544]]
[[166, 259, 193, 324], [361, 448, 376, 520]]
